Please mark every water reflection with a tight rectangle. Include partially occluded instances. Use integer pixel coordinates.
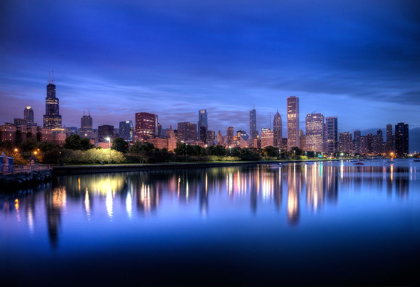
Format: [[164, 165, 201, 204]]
[[1, 162, 417, 249]]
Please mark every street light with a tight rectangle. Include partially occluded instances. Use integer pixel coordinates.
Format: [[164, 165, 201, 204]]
[[106, 137, 111, 164], [185, 143, 188, 162]]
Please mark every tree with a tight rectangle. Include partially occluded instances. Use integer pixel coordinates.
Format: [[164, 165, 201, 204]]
[[19, 138, 38, 153], [38, 141, 59, 153], [64, 134, 83, 150], [80, 138, 94, 150], [112, 137, 129, 153], [263, 146, 278, 157], [290, 146, 303, 159]]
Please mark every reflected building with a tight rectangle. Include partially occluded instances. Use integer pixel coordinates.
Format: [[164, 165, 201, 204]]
[[45, 187, 66, 249]]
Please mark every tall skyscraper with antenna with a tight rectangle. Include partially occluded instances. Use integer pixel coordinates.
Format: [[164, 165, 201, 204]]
[[43, 71, 62, 129], [287, 96, 299, 150]]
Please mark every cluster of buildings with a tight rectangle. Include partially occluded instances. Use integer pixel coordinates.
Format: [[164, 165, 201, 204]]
[[0, 79, 410, 157]]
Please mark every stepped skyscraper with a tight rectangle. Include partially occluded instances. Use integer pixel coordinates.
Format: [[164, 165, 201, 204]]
[[43, 72, 62, 129], [287, 96, 299, 150]]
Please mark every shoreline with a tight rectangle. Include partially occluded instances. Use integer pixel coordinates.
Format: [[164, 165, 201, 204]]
[[52, 159, 340, 175]]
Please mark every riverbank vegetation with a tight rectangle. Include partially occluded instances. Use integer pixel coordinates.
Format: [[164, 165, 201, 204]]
[[0, 135, 342, 166]]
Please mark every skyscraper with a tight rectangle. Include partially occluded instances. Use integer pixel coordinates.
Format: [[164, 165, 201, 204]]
[[395, 122, 409, 157], [43, 74, 62, 129], [98, 125, 114, 142], [261, 128, 274, 148], [386, 124, 394, 154], [198, 109, 208, 138], [177, 122, 198, 142], [119, 121, 133, 141], [287, 96, 299, 150], [24, 106, 34, 125], [227, 126, 234, 146], [273, 111, 282, 148], [305, 113, 324, 152], [135, 112, 158, 141], [249, 108, 257, 146], [339, 132, 352, 153], [325, 117, 338, 154]]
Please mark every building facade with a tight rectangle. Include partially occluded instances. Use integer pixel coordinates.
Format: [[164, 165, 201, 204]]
[[249, 108, 257, 147], [135, 112, 158, 141], [325, 117, 338, 154], [305, 113, 324, 152], [273, 111, 282, 148], [119, 120, 133, 141], [287, 96, 299, 150], [43, 79, 62, 129], [395, 122, 409, 157]]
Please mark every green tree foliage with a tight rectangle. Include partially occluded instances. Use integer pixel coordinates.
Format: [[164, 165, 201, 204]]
[[64, 134, 93, 150], [19, 138, 38, 153], [262, 146, 278, 158], [38, 141, 59, 153], [112, 137, 129, 153], [290, 146, 303, 159], [206, 145, 226, 156]]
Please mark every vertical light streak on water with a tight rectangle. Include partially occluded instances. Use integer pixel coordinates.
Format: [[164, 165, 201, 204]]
[[84, 188, 91, 220], [106, 188, 113, 220], [126, 192, 132, 219]]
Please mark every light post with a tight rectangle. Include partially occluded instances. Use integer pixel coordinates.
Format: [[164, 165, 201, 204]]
[[106, 137, 111, 164], [185, 143, 188, 162]]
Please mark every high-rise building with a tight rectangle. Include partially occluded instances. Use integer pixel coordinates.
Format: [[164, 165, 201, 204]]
[[79, 114, 95, 139], [98, 125, 114, 143], [353, 130, 361, 154], [299, 130, 306, 151], [373, 130, 384, 155], [119, 121, 133, 141], [287, 96, 299, 150], [177, 122, 197, 142], [43, 75, 62, 129], [338, 132, 352, 153], [305, 113, 324, 152], [199, 126, 207, 143], [206, 130, 215, 145], [226, 126, 234, 146], [325, 117, 338, 154], [198, 109, 208, 138], [24, 106, 34, 125], [135, 112, 158, 141], [261, 128, 274, 148], [395, 122, 409, 157], [386, 124, 394, 154], [216, 131, 224, 145], [273, 111, 282, 148], [14, 118, 27, 126], [249, 108, 257, 146]]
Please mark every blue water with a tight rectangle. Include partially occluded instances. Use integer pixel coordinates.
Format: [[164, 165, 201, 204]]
[[1, 160, 419, 285]]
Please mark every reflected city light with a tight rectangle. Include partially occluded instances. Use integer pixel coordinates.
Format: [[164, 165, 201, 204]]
[[106, 189, 113, 220], [126, 192, 132, 218], [84, 188, 91, 219]]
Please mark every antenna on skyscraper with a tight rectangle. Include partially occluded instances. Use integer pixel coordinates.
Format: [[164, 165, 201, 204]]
[[52, 70, 54, 83], [48, 71, 51, 84]]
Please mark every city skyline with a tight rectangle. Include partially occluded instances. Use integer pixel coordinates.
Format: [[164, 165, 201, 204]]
[[1, 0, 419, 150]]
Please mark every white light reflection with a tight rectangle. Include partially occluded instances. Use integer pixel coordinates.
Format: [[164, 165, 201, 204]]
[[126, 192, 133, 218], [27, 206, 34, 233], [106, 189, 113, 220], [84, 188, 91, 219]]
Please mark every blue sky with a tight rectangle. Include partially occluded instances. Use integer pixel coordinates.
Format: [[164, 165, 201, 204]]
[[1, 0, 419, 151]]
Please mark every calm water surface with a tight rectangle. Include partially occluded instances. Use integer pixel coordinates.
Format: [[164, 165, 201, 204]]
[[1, 160, 419, 286]]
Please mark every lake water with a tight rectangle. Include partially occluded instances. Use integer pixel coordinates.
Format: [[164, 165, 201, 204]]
[[1, 160, 419, 286]]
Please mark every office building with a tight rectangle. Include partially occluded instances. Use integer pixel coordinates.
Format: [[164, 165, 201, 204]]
[[135, 112, 158, 141], [227, 126, 234, 146], [395, 122, 409, 157], [119, 121, 133, 141], [24, 106, 34, 125], [273, 111, 282, 148], [338, 132, 352, 153], [261, 128, 274, 148], [43, 74, 62, 129], [305, 113, 324, 152], [325, 117, 338, 154], [386, 124, 394, 154], [98, 125, 114, 143], [249, 108, 257, 146], [177, 122, 197, 142], [287, 96, 299, 150]]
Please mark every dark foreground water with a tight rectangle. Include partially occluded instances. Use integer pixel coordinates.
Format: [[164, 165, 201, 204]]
[[1, 160, 419, 286]]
